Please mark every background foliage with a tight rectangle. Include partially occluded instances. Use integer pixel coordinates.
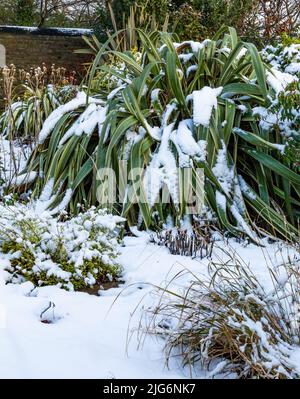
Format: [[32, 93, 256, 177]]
[[0, 1, 299, 45]]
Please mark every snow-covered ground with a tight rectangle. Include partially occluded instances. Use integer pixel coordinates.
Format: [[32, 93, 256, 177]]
[[1, 234, 299, 379]]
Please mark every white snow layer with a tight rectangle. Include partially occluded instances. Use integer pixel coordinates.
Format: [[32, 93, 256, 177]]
[[143, 124, 179, 207], [266, 68, 298, 94], [59, 104, 108, 145], [171, 119, 206, 162], [12, 171, 37, 186], [38, 92, 104, 144], [193, 86, 223, 127]]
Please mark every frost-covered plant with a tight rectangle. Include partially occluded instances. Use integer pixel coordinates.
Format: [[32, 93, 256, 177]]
[[261, 41, 300, 77], [251, 78, 300, 171], [0, 131, 41, 197], [0, 85, 76, 143], [255, 79, 300, 132], [21, 28, 300, 241], [144, 253, 300, 379], [0, 64, 77, 142], [0, 200, 124, 291], [259, 40, 300, 138]]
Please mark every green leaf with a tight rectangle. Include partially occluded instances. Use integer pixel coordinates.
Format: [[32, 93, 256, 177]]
[[244, 148, 300, 186]]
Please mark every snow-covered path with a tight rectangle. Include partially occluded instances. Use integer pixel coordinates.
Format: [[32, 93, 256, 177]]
[[0, 236, 299, 378]]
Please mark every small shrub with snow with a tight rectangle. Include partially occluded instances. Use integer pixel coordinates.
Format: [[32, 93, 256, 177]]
[[0, 203, 124, 291], [258, 41, 300, 140], [145, 254, 300, 379], [261, 40, 300, 77]]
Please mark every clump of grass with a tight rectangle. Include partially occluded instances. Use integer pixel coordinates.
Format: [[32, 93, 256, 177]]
[[143, 249, 300, 378]]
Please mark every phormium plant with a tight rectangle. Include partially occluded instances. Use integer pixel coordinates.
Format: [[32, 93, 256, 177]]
[[18, 27, 300, 242]]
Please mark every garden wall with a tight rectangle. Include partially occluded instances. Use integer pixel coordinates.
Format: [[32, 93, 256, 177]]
[[0, 26, 94, 73]]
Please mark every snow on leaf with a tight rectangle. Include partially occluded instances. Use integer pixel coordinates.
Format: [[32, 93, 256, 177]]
[[193, 86, 223, 127]]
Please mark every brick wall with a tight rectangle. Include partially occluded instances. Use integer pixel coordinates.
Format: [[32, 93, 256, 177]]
[[0, 26, 94, 75], [0, 26, 95, 108]]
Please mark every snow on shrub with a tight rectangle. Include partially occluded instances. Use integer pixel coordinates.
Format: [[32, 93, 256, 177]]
[[262, 42, 300, 77], [256, 41, 300, 140], [0, 201, 124, 291], [145, 253, 300, 378]]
